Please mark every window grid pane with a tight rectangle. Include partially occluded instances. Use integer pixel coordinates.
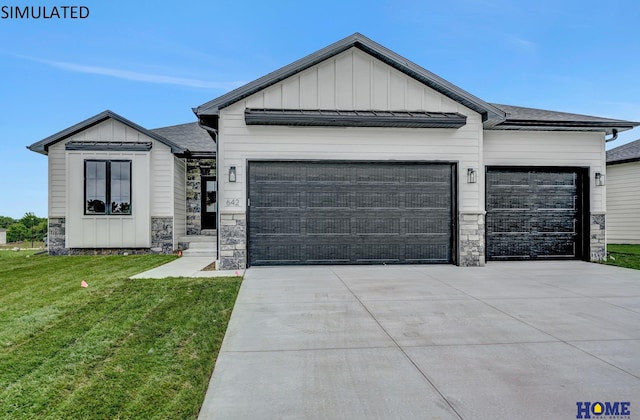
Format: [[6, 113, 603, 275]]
[[85, 160, 131, 215]]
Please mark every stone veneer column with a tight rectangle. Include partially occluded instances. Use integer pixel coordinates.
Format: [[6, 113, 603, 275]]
[[186, 158, 216, 235], [459, 212, 485, 267], [219, 213, 246, 269], [151, 217, 174, 254], [48, 217, 68, 255], [590, 213, 606, 262]]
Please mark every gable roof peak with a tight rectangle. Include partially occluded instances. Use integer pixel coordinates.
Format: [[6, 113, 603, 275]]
[[27, 110, 185, 155], [194, 33, 506, 125]]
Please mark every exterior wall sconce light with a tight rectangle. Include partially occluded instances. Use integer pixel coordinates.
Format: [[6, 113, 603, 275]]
[[595, 172, 605, 186], [467, 168, 477, 184], [229, 166, 237, 183]]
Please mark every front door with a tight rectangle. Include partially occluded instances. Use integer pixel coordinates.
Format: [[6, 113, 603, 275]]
[[202, 176, 217, 230]]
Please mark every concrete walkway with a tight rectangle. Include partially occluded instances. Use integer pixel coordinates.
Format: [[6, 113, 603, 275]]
[[199, 261, 640, 420], [130, 257, 244, 279]]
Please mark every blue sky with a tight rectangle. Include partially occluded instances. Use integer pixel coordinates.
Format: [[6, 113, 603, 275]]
[[1, 0, 639, 219]]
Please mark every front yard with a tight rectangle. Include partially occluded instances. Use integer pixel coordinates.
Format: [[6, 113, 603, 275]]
[[0, 251, 241, 419], [606, 244, 640, 270]]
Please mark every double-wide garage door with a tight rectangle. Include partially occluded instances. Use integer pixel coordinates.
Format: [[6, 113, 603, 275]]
[[248, 161, 455, 266], [486, 168, 585, 260]]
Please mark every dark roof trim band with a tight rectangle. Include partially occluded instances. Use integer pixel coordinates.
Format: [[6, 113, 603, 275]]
[[65, 141, 153, 151], [245, 108, 467, 129]]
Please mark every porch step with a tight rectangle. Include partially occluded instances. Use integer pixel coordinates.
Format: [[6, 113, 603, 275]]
[[179, 234, 217, 258]]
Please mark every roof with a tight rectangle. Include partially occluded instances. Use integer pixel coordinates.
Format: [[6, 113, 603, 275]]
[[28, 110, 185, 155], [194, 33, 506, 125], [195, 33, 638, 135], [607, 138, 640, 165], [490, 104, 639, 135], [244, 108, 467, 129], [150, 122, 214, 153]]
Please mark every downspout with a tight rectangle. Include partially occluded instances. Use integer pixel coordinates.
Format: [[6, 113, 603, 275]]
[[197, 120, 220, 267], [605, 129, 618, 142]]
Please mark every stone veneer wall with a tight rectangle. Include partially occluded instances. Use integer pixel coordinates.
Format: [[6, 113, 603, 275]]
[[590, 213, 606, 262], [48, 217, 68, 255], [459, 212, 485, 267], [186, 158, 216, 235], [151, 216, 174, 254], [219, 213, 246, 269], [47, 216, 174, 255]]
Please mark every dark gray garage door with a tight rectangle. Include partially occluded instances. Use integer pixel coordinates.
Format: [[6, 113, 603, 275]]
[[248, 161, 455, 266], [486, 168, 585, 260]]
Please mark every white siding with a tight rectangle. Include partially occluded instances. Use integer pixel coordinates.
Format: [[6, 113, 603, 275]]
[[66, 150, 151, 248], [606, 162, 640, 244], [484, 130, 606, 212], [219, 47, 484, 214], [47, 118, 177, 248], [173, 156, 187, 247]]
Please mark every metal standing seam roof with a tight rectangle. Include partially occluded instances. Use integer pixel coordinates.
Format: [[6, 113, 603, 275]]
[[194, 33, 506, 125], [27, 110, 185, 155], [607, 138, 640, 165], [244, 108, 468, 128]]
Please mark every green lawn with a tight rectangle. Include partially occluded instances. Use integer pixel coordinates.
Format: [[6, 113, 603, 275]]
[[0, 251, 241, 419], [606, 244, 640, 270]]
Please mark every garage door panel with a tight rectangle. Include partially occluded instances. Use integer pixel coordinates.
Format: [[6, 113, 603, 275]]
[[486, 168, 583, 261], [248, 161, 454, 265]]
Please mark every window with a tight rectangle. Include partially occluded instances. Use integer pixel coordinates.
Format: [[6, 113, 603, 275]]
[[85, 160, 131, 215]]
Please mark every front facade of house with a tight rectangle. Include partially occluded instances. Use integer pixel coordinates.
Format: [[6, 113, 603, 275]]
[[30, 33, 638, 268], [606, 139, 640, 244], [28, 112, 217, 255]]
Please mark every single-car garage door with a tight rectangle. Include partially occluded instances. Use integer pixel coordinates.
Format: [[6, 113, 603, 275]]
[[486, 167, 586, 260], [248, 161, 455, 266]]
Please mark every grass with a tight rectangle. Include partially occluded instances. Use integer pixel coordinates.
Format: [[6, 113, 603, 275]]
[[606, 244, 640, 270], [0, 251, 241, 419], [0, 240, 45, 250]]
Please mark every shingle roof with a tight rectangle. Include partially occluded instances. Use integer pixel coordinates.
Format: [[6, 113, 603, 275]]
[[607, 139, 640, 165], [490, 104, 639, 134], [150, 122, 214, 153]]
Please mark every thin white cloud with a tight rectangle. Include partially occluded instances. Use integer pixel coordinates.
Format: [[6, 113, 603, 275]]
[[28, 57, 243, 89], [507, 36, 538, 54]]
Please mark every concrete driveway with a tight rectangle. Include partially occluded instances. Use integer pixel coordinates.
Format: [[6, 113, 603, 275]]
[[198, 261, 640, 420]]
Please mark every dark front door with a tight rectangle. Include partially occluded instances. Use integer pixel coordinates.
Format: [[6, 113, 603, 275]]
[[486, 167, 586, 260], [247, 161, 456, 266], [201, 176, 217, 230]]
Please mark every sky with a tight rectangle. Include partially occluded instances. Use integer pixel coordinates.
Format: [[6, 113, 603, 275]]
[[1, 0, 639, 219]]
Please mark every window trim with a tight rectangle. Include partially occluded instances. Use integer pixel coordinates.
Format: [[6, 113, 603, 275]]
[[84, 159, 132, 216]]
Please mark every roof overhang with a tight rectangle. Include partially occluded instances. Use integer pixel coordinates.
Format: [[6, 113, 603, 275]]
[[28, 110, 185, 155], [489, 120, 638, 135], [245, 108, 467, 129], [194, 33, 505, 126]]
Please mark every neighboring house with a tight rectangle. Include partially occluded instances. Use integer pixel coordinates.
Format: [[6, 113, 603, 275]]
[[0, 229, 6, 245], [606, 139, 640, 244], [29, 33, 639, 269]]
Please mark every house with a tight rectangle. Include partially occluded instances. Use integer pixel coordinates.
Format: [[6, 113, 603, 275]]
[[0, 229, 6, 245], [606, 139, 640, 244], [29, 33, 639, 268]]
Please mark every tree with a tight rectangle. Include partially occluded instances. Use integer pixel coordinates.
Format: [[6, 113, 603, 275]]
[[6, 223, 28, 243], [19, 212, 41, 247], [0, 216, 16, 229]]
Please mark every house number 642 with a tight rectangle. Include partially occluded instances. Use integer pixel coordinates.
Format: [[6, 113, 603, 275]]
[[225, 199, 240, 207]]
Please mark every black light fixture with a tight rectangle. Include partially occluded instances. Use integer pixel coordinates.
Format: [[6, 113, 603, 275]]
[[467, 168, 477, 184], [595, 172, 605, 186], [229, 166, 237, 182]]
